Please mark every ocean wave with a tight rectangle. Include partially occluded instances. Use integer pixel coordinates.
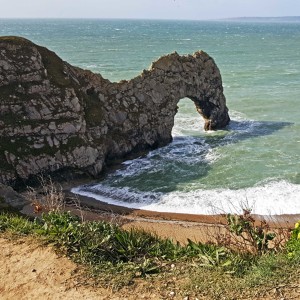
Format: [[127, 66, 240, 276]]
[[72, 180, 300, 215], [111, 136, 218, 179]]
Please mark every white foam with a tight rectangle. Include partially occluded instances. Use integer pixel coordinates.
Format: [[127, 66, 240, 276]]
[[72, 180, 300, 216], [172, 116, 204, 136], [110, 136, 219, 180]]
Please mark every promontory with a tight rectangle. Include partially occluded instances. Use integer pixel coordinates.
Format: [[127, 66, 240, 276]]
[[0, 36, 230, 185]]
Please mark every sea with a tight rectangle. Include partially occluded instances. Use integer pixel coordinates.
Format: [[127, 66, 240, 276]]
[[1, 18, 300, 215]]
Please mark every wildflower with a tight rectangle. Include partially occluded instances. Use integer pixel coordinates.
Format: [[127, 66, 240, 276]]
[[297, 232, 300, 240], [295, 222, 300, 229]]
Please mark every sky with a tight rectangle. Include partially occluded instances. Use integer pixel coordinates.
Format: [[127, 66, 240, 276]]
[[0, 0, 299, 20]]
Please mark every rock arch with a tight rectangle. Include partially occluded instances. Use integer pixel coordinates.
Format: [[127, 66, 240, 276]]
[[77, 51, 230, 152], [141, 51, 229, 132], [0, 37, 229, 183]]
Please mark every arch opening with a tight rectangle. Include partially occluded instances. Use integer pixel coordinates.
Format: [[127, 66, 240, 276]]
[[172, 97, 206, 137]]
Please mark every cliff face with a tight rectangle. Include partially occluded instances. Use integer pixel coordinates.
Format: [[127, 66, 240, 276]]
[[0, 36, 230, 185]]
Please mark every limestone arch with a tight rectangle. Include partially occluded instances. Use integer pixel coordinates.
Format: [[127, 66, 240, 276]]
[[112, 51, 230, 147]]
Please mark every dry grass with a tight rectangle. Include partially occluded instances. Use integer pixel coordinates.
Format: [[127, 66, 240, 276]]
[[27, 175, 65, 213]]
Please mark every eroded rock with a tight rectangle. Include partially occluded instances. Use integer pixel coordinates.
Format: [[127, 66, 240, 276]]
[[0, 36, 230, 185]]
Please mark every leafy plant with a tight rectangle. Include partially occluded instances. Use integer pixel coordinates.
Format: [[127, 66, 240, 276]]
[[226, 209, 276, 254], [133, 258, 160, 276], [32, 212, 187, 269], [187, 239, 252, 275], [199, 247, 231, 268]]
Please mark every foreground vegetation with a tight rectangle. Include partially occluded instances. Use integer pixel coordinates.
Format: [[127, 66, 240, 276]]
[[1, 206, 300, 299]]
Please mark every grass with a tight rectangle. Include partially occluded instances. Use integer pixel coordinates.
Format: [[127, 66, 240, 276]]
[[0, 207, 299, 299]]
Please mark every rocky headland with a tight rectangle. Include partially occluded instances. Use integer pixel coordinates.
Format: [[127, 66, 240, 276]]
[[0, 36, 229, 187]]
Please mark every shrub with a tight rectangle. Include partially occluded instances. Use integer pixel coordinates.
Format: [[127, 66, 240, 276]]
[[225, 210, 276, 254]]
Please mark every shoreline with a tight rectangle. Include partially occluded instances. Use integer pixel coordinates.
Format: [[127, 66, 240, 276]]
[[69, 177, 300, 218], [64, 180, 300, 225], [20, 179, 300, 244], [68, 191, 300, 224], [67, 191, 300, 244]]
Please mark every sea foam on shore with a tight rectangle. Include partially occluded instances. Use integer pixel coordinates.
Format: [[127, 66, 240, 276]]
[[72, 180, 300, 215]]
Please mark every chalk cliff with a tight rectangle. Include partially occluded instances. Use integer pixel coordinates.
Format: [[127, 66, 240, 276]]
[[0, 36, 230, 185]]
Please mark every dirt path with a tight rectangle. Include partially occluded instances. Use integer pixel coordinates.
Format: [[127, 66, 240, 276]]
[[0, 237, 106, 300]]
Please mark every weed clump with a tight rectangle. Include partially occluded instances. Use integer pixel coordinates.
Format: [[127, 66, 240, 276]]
[[27, 175, 65, 213]]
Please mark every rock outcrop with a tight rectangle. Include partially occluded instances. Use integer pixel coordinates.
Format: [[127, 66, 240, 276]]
[[0, 36, 230, 185]]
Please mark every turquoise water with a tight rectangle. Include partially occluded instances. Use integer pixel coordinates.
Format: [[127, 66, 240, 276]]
[[1, 19, 300, 214]]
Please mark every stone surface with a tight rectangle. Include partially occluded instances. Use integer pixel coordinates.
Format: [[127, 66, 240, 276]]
[[0, 183, 29, 208], [0, 36, 230, 185]]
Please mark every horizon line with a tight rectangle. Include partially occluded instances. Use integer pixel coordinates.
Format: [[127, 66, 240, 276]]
[[0, 16, 300, 22]]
